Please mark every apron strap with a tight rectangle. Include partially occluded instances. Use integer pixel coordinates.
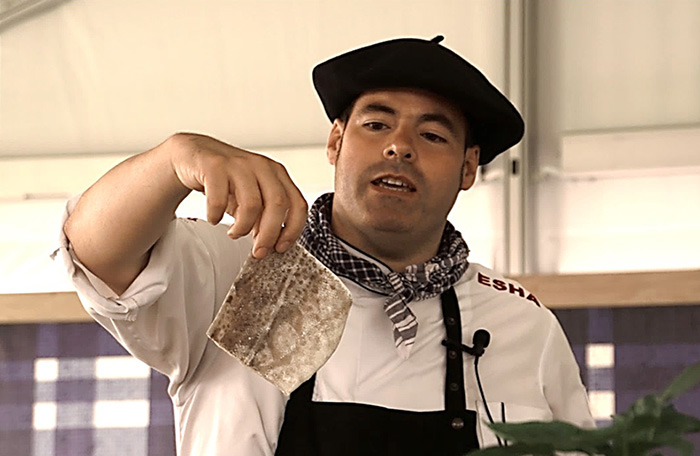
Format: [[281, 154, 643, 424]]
[[440, 287, 467, 414]]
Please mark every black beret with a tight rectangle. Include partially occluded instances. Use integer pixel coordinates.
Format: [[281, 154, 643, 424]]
[[312, 36, 524, 165]]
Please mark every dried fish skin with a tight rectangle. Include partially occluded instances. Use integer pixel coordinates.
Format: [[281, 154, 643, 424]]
[[207, 242, 353, 395]]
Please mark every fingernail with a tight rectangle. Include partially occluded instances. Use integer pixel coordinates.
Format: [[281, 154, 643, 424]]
[[254, 247, 269, 259], [276, 241, 291, 253]]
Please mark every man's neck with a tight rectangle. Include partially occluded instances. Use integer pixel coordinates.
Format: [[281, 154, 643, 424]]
[[330, 224, 443, 272]]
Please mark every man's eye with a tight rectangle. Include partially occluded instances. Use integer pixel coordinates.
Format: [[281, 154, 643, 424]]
[[423, 132, 447, 143], [364, 122, 387, 131]]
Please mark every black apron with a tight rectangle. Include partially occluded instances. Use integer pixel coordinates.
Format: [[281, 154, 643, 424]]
[[275, 287, 479, 456]]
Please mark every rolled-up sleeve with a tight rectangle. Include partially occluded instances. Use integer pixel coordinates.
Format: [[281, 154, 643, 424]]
[[52, 195, 252, 404]]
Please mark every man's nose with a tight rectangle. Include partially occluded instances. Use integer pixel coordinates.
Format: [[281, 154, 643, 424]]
[[382, 128, 415, 162]]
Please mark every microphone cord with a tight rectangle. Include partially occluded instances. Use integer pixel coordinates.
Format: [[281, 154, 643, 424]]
[[442, 336, 504, 447], [474, 356, 503, 447]]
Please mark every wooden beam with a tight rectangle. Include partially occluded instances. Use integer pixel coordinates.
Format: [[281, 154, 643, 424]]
[[514, 269, 700, 309], [0, 292, 91, 324], [1, 269, 699, 324]]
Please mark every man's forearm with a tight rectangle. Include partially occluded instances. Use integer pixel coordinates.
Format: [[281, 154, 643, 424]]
[[63, 133, 309, 296]]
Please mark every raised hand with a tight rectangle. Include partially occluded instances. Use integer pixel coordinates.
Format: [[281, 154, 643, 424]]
[[168, 133, 308, 258]]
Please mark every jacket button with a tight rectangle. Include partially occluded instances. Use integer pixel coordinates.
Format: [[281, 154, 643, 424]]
[[451, 417, 464, 430], [449, 382, 459, 392], [447, 317, 456, 325], [448, 350, 458, 359]]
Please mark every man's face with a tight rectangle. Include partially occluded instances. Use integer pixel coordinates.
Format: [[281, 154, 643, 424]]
[[326, 88, 480, 245]]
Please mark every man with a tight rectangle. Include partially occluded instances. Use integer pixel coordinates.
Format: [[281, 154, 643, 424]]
[[57, 36, 594, 455]]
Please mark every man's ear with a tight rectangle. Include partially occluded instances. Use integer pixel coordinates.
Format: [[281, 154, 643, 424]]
[[460, 145, 480, 191], [326, 120, 344, 165]]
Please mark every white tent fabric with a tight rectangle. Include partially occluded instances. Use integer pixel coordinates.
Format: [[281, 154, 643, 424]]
[[1, 0, 700, 294], [0, 0, 506, 157]]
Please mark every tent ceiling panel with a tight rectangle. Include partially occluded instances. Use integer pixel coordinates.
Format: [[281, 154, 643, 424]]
[[0, 0, 506, 157]]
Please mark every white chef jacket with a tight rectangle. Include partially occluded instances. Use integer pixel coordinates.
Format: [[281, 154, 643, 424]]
[[54, 197, 594, 455]]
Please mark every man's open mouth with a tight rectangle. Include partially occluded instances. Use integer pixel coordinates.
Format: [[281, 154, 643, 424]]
[[371, 176, 416, 193]]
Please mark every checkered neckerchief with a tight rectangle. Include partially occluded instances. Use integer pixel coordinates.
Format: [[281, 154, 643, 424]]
[[299, 193, 469, 359]]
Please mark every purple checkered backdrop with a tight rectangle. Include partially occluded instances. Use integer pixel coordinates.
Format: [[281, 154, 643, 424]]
[[1, 306, 699, 455], [0, 323, 174, 456], [556, 306, 700, 453]]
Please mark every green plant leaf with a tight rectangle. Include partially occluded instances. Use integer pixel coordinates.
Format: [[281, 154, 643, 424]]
[[652, 436, 694, 456], [465, 442, 557, 456], [668, 438, 695, 456], [489, 420, 617, 448], [618, 412, 664, 444], [628, 394, 664, 419], [657, 405, 700, 436], [467, 362, 700, 456], [660, 361, 700, 403]]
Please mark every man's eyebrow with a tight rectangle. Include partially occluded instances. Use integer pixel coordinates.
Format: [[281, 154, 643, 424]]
[[357, 103, 396, 116], [418, 113, 459, 138]]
